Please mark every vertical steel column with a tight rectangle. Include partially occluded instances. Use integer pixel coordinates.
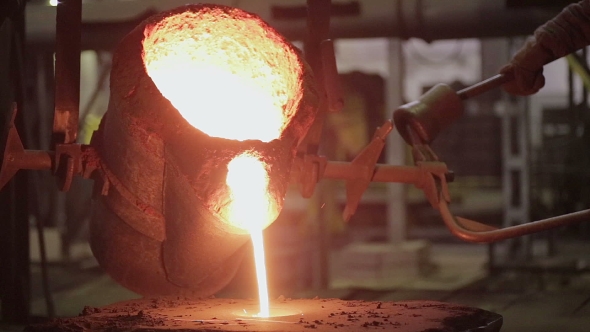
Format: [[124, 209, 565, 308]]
[[386, 39, 407, 243], [501, 38, 531, 261], [502, 97, 531, 257], [304, 0, 332, 290], [0, 7, 30, 323], [53, 0, 81, 144], [480, 38, 510, 272]]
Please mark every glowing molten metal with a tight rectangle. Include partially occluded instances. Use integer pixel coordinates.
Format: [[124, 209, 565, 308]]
[[142, 6, 303, 142], [88, 3, 318, 299], [226, 153, 271, 317], [140, 5, 307, 307]]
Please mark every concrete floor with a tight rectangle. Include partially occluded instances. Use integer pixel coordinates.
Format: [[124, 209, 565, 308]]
[[313, 240, 590, 332], [2, 241, 590, 332]]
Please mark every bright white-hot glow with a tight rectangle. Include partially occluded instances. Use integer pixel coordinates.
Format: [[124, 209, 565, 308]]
[[226, 154, 271, 231], [145, 62, 283, 142], [249, 228, 269, 317], [142, 8, 303, 142], [49, 0, 58, 6], [226, 153, 271, 317]]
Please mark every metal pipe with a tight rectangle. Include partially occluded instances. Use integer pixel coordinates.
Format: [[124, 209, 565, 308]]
[[323, 161, 421, 184], [439, 197, 590, 243], [457, 73, 512, 100], [373, 165, 421, 183], [12, 150, 53, 170]]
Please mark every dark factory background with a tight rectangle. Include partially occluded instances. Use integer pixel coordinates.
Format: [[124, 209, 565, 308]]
[[2, 1, 590, 331]]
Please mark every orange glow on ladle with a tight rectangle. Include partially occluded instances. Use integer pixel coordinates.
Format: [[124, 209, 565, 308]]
[[226, 154, 271, 317], [140, 5, 309, 314]]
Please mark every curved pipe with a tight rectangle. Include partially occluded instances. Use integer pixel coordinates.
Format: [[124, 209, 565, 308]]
[[438, 194, 590, 243]]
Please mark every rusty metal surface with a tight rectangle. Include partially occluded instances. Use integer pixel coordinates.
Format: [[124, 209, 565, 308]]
[[89, 199, 235, 298], [96, 154, 165, 242], [161, 155, 248, 290]]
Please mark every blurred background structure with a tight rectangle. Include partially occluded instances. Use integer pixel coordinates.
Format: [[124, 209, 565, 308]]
[[3, 1, 590, 331]]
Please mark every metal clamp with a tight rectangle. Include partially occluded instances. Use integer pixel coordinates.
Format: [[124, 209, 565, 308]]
[[341, 120, 392, 221], [0, 103, 106, 194], [54, 143, 82, 191], [0, 103, 53, 189]]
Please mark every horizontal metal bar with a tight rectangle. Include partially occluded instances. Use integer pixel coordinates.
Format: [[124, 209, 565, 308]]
[[457, 73, 512, 100], [13, 150, 53, 170], [323, 161, 420, 184]]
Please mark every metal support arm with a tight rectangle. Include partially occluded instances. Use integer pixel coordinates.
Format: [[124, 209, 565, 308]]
[[293, 111, 590, 243]]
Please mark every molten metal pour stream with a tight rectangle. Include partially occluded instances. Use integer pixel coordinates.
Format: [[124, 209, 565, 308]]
[[226, 154, 271, 318], [143, 7, 301, 316], [250, 228, 270, 317]]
